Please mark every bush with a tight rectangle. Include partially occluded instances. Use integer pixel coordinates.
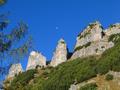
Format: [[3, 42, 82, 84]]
[[8, 69, 36, 90], [105, 74, 113, 81], [109, 24, 116, 29], [108, 34, 120, 43], [7, 33, 120, 90], [74, 46, 84, 51], [78, 32, 90, 39], [79, 83, 98, 90], [74, 42, 91, 51]]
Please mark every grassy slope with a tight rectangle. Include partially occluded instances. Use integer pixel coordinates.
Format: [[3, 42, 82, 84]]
[[6, 34, 120, 90]]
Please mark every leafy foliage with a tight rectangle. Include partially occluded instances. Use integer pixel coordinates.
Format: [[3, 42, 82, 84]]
[[108, 33, 120, 43], [109, 24, 117, 29], [7, 33, 120, 90], [0, 14, 32, 81], [79, 83, 97, 90], [105, 74, 113, 81], [74, 42, 91, 51], [78, 32, 90, 39], [0, 0, 6, 5]]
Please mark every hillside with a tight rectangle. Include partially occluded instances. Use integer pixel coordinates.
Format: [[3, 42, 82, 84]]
[[4, 33, 120, 90]]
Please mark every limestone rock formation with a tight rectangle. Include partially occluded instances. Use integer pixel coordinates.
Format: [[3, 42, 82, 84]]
[[50, 38, 67, 67], [71, 21, 115, 59], [26, 51, 46, 70], [105, 23, 120, 36], [72, 40, 114, 59], [75, 21, 103, 48], [7, 63, 23, 78]]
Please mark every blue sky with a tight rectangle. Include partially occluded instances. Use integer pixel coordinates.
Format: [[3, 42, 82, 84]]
[[0, 0, 120, 63]]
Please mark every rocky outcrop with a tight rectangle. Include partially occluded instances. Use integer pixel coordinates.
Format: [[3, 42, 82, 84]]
[[75, 21, 103, 48], [71, 21, 115, 59], [50, 39, 67, 67], [72, 40, 114, 59], [7, 63, 23, 79], [26, 51, 46, 70], [105, 23, 120, 36]]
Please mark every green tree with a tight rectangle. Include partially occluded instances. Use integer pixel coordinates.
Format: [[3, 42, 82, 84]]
[[0, 0, 6, 5], [0, 0, 32, 81]]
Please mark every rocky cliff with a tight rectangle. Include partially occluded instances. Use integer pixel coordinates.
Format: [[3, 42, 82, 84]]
[[5, 21, 120, 90], [26, 51, 46, 70], [105, 23, 120, 36], [7, 63, 23, 79], [71, 21, 115, 59], [50, 38, 67, 67]]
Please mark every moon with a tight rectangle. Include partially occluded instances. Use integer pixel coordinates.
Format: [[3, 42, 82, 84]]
[[56, 26, 59, 30]]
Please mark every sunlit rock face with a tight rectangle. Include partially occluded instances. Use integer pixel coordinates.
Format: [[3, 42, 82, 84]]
[[105, 23, 120, 36], [71, 41, 114, 59], [7, 63, 23, 78], [75, 21, 103, 48], [71, 21, 115, 59], [26, 51, 46, 70], [50, 39, 67, 67]]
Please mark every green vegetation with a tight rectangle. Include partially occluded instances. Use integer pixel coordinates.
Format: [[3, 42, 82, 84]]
[[74, 42, 91, 51], [79, 34, 84, 39], [95, 48, 98, 53], [89, 23, 96, 29], [78, 32, 91, 39], [61, 41, 65, 44], [109, 24, 116, 29], [0, 0, 6, 5], [84, 42, 91, 48], [0, 0, 32, 81], [79, 83, 98, 90], [108, 33, 120, 43], [6, 33, 120, 90], [74, 46, 84, 51], [105, 74, 113, 81]]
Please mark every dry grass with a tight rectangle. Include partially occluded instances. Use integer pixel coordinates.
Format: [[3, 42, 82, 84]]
[[93, 75, 120, 90]]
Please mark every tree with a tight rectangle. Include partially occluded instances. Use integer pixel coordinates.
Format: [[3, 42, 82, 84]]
[[0, 0, 6, 5], [0, 0, 32, 81]]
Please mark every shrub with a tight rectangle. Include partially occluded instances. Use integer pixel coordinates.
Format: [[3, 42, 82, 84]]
[[79, 83, 98, 90], [105, 74, 113, 81], [109, 24, 116, 29], [8, 33, 120, 90], [74, 46, 84, 51], [78, 32, 90, 39], [89, 23, 96, 29], [95, 49, 98, 53], [8, 69, 36, 90], [108, 34, 120, 43], [74, 42, 91, 51], [61, 41, 65, 44], [84, 42, 91, 48]]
